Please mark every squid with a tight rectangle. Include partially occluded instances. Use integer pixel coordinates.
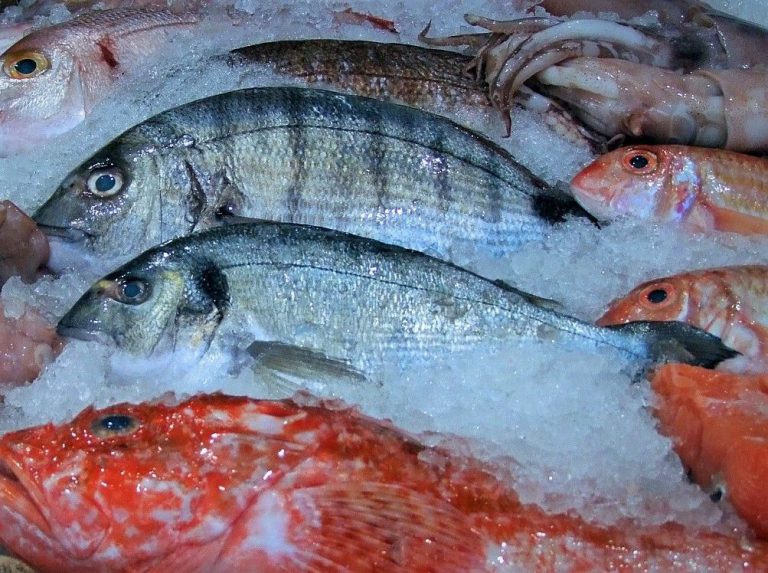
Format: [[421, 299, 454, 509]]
[[422, 0, 768, 151]]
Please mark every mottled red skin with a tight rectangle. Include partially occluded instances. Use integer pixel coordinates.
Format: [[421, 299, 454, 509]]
[[598, 265, 768, 373], [652, 363, 768, 539], [0, 394, 768, 571], [0, 201, 49, 285], [0, 303, 62, 387]]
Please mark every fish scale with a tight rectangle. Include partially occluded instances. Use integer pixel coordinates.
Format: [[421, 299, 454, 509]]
[[34, 87, 586, 263]]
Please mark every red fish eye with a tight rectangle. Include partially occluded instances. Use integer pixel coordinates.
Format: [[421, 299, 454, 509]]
[[638, 282, 676, 310], [91, 414, 139, 438], [621, 149, 658, 175]]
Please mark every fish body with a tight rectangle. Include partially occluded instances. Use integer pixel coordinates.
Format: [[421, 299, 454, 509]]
[[33, 86, 585, 262], [598, 265, 768, 373], [1, 392, 768, 572], [652, 363, 768, 538], [0, 7, 198, 156], [226, 40, 490, 112], [570, 144, 768, 233], [57, 222, 735, 374]]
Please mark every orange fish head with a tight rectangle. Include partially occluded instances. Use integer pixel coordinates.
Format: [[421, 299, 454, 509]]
[[597, 277, 689, 326], [0, 394, 327, 571], [570, 146, 670, 221]]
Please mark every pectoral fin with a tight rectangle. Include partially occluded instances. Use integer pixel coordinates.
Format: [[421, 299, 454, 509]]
[[247, 341, 372, 393], [491, 279, 563, 311]]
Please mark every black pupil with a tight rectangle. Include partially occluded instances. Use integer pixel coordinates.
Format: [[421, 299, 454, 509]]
[[99, 415, 134, 432], [95, 173, 116, 193], [14, 58, 37, 75], [122, 281, 142, 299], [646, 288, 668, 304], [629, 154, 649, 169]]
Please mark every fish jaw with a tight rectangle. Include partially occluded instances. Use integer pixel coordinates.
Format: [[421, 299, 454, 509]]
[[0, 437, 110, 569]]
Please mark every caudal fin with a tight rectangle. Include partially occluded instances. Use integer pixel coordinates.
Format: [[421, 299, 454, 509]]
[[605, 320, 739, 369]]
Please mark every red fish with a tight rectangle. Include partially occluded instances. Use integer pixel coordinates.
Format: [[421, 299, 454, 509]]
[[570, 145, 768, 233], [597, 265, 768, 373], [651, 363, 768, 539], [1, 393, 767, 571]]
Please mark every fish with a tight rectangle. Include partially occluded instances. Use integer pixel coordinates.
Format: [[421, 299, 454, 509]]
[[1, 392, 768, 572], [569, 144, 768, 233], [597, 265, 768, 373], [651, 363, 768, 539], [0, 303, 62, 387], [33, 86, 590, 264], [0, 7, 198, 156], [57, 222, 736, 379]]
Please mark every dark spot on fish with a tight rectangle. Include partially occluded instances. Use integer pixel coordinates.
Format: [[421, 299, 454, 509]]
[[91, 414, 138, 437], [646, 288, 668, 304], [183, 160, 207, 228], [199, 264, 230, 316], [532, 192, 598, 226], [709, 486, 724, 502], [97, 39, 120, 70], [14, 58, 37, 75], [629, 154, 649, 170]]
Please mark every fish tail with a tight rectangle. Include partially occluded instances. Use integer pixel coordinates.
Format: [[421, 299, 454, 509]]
[[605, 320, 739, 369]]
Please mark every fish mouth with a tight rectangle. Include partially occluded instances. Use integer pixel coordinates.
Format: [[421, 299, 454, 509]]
[[0, 448, 53, 539], [35, 224, 90, 243], [55, 325, 115, 345]]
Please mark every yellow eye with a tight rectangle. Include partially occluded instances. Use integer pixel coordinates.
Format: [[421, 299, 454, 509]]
[[3, 50, 49, 79]]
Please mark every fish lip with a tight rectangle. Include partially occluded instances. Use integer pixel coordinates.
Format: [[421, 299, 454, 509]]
[[0, 446, 54, 538], [55, 325, 115, 345], [35, 224, 91, 243]]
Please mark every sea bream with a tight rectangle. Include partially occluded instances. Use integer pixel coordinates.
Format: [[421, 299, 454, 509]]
[[1, 392, 768, 572], [33, 87, 590, 264], [0, 7, 198, 156], [57, 222, 735, 382]]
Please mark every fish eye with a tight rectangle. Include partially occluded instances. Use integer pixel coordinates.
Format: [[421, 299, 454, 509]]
[[621, 149, 658, 174], [638, 282, 675, 309], [91, 414, 139, 438], [3, 50, 49, 79], [116, 278, 150, 304], [86, 168, 124, 198]]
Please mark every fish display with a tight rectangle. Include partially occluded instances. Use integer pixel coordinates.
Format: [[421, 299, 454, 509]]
[[58, 222, 735, 376], [0, 7, 198, 156], [33, 87, 589, 262], [570, 144, 768, 232], [2, 392, 768, 572], [598, 265, 768, 373], [651, 363, 768, 539]]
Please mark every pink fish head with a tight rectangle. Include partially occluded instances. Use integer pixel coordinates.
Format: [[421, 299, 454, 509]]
[[570, 145, 679, 221]]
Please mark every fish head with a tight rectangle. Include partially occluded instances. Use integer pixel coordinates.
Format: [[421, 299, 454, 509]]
[[0, 30, 93, 156], [58, 248, 228, 355], [0, 394, 323, 569], [570, 145, 671, 221], [597, 275, 690, 326], [33, 147, 160, 254]]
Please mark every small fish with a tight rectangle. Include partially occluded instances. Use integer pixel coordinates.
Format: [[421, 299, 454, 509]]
[[1, 392, 768, 571], [0, 7, 198, 156], [652, 363, 768, 539], [34, 87, 588, 263], [57, 222, 735, 376], [598, 265, 768, 373], [570, 144, 768, 233]]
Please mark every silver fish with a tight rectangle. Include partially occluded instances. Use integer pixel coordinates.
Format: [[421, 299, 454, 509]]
[[57, 222, 736, 377], [34, 86, 588, 263]]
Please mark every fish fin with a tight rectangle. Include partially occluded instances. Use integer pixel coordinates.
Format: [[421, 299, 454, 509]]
[[491, 280, 564, 311], [707, 206, 768, 235], [247, 341, 372, 394], [221, 483, 486, 572], [607, 320, 739, 369]]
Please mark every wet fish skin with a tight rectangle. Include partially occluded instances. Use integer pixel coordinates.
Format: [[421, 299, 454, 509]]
[[34, 86, 586, 262], [57, 222, 736, 373], [226, 39, 491, 112], [0, 7, 198, 156]]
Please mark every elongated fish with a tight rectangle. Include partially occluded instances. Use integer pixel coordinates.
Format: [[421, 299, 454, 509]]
[[2, 392, 768, 572], [57, 222, 735, 377], [34, 87, 589, 263]]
